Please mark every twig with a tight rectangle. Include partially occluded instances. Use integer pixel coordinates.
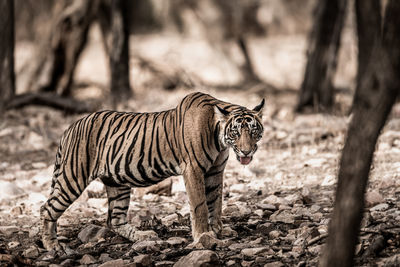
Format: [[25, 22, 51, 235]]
[[307, 233, 329, 246]]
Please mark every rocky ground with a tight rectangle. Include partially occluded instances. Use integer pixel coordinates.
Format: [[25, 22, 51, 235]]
[[1, 86, 400, 267]]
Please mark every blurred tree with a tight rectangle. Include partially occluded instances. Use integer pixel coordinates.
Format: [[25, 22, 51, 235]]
[[351, 0, 381, 110], [109, 0, 132, 102], [296, 0, 347, 112], [26, 0, 132, 103], [0, 0, 15, 112], [320, 1, 400, 266]]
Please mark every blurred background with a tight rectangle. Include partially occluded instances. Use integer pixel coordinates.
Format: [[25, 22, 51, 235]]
[[10, 0, 356, 113]]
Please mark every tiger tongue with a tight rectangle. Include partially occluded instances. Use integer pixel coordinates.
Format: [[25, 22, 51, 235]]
[[240, 156, 252, 165]]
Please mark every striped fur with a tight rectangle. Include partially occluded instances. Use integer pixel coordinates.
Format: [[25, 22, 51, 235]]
[[40, 92, 264, 250]]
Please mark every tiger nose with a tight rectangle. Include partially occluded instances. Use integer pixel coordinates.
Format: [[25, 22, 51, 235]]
[[241, 149, 251, 156]]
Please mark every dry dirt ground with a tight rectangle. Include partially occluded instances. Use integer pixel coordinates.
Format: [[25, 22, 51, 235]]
[[1, 32, 400, 266]]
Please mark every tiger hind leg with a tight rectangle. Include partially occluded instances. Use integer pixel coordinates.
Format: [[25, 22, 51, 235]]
[[104, 185, 136, 240], [40, 174, 85, 251]]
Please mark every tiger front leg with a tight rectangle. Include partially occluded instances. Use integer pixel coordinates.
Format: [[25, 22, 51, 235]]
[[205, 151, 228, 237], [105, 185, 136, 241], [183, 167, 213, 241], [205, 171, 223, 237]]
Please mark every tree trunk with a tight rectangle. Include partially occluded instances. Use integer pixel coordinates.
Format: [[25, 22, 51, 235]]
[[296, 0, 347, 112], [109, 0, 132, 102], [0, 0, 15, 112], [29, 0, 98, 96], [320, 1, 400, 266], [351, 0, 381, 110]]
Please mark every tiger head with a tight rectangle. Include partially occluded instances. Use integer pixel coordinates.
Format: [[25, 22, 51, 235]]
[[215, 99, 264, 165]]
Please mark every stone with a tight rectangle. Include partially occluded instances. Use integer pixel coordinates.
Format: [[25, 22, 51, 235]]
[[60, 259, 75, 266], [284, 193, 302, 205], [174, 250, 220, 267], [221, 226, 238, 237], [256, 203, 277, 211], [7, 241, 20, 249], [241, 260, 254, 267], [310, 205, 321, 213], [264, 262, 284, 267], [29, 226, 40, 238], [133, 230, 160, 242], [254, 209, 264, 217], [80, 254, 97, 265], [0, 226, 19, 237], [134, 254, 152, 266], [166, 237, 187, 247], [162, 213, 179, 227], [10, 206, 23, 216], [98, 259, 130, 267], [23, 246, 40, 258], [155, 261, 175, 266], [230, 183, 248, 193], [229, 243, 250, 251], [370, 203, 389, 212], [132, 240, 166, 252], [365, 190, 384, 207], [241, 247, 269, 257], [188, 232, 226, 249], [270, 210, 296, 224], [78, 224, 110, 243], [262, 195, 288, 206], [269, 230, 281, 239], [226, 260, 237, 266], [99, 253, 113, 262], [382, 254, 400, 266]]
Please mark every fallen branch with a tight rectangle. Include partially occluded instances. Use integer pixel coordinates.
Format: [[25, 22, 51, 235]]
[[6, 92, 95, 114], [308, 233, 328, 247]]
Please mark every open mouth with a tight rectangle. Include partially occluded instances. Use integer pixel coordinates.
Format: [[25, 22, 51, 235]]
[[236, 155, 253, 165]]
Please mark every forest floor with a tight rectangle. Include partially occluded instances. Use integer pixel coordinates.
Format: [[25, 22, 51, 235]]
[[1, 32, 400, 266]]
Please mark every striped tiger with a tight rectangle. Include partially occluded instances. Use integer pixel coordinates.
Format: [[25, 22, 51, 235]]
[[40, 92, 264, 251]]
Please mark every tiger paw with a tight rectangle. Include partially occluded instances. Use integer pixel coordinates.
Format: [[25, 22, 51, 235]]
[[209, 220, 223, 238], [42, 237, 64, 252], [111, 224, 137, 241]]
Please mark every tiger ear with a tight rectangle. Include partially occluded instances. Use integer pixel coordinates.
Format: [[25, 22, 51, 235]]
[[252, 99, 265, 118], [214, 105, 230, 122]]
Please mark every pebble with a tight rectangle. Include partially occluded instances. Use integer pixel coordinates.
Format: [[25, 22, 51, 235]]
[[166, 236, 187, 246], [365, 190, 384, 207], [256, 203, 277, 211], [0, 226, 19, 237], [7, 241, 20, 249], [23, 246, 40, 258], [78, 224, 110, 243], [262, 195, 288, 206], [80, 254, 97, 265], [370, 203, 389, 212], [174, 250, 220, 267], [134, 254, 152, 266], [269, 230, 281, 239], [132, 240, 166, 252], [270, 210, 296, 224], [133, 230, 160, 242], [155, 260, 175, 266], [161, 213, 179, 227], [99, 253, 113, 262], [98, 259, 129, 267], [221, 226, 238, 237], [241, 247, 269, 257]]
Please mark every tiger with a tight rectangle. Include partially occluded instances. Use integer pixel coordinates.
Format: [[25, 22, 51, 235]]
[[40, 92, 264, 251]]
